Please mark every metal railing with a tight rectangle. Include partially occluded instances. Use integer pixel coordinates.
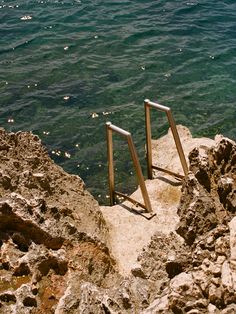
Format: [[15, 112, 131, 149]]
[[144, 99, 188, 180], [106, 122, 153, 214]]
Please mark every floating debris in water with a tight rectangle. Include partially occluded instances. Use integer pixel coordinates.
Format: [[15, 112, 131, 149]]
[[91, 112, 99, 118], [20, 16, 32, 20], [64, 46, 69, 51], [43, 131, 50, 135], [164, 73, 171, 78], [65, 152, 71, 158], [7, 118, 14, 123], [141, 66, 145, 71], [63, 96, 70, 100], [75, 144, 80, 148], [52, 150, 62, 156], [102, 111, 111, 116], [209, 55, 215, 59], [94, 35, 98, 39]]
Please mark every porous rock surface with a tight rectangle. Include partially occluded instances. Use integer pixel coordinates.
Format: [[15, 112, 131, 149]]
[[141, 135, 236, 313], [0, 128, 118, 313], [100, 125, 215, 276], [0, 127, 235, 313]]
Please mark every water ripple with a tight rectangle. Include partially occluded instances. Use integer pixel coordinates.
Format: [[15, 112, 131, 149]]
[[0, 0, 236, 203]]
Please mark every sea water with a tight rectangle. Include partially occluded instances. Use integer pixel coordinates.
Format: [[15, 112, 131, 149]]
[[0, 0, 236, 203]]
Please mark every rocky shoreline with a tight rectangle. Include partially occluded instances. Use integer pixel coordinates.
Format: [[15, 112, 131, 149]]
[[0, 126, 235, 313]]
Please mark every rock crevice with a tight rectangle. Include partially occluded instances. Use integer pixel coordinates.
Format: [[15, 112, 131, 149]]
[[0, 126, 235, 313]]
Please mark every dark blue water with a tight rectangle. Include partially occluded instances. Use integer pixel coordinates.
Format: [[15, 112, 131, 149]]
[[1, 0, 236, 203]]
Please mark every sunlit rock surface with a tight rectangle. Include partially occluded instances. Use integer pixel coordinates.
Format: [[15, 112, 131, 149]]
[[100, 125, 215, 275], [0, 128, 117, 313], [0, 126, 235, 313]]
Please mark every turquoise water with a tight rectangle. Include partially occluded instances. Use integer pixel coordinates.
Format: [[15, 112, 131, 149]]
[[1, 0, 236, 203]]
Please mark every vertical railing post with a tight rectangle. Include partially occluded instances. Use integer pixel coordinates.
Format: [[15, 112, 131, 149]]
[[106, 122, 115, 205], [126, 135, 152, 213], [145, 100, 153, 179], [166, 111, 188, 176]]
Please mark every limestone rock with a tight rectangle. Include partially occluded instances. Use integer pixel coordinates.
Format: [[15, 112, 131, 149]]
[[0, 127, 236, 313], [137, 132, 236, 313], [0, 129, 117, 313], [177, 137, 236, 244], [229, 217, 236, 261], [141, 295, 169, 313]]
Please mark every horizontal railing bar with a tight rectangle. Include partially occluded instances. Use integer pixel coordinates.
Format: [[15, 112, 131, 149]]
[[152, 165, 184, 179], [106, 122, 131, 137], [145, 99, 170, 112]]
